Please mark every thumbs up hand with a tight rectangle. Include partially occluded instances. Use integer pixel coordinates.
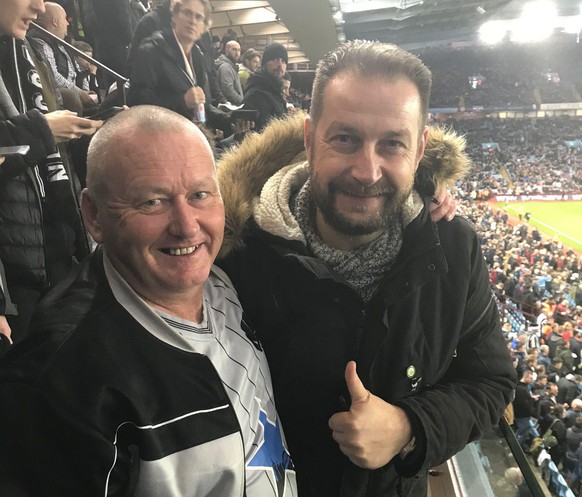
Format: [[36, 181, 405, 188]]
[[328, 361, 413, 469]]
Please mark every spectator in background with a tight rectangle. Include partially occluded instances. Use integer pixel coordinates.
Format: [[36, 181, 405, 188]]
[[196, 30, 225, 106], [565, 399, 582, 428], [555, 299, 572, 325], [0, 0, 101, 345], [565, 416, 582, 475], [514, 370, 540, 449], [92, 0, 133, 87], [505, 467, 531, 497], [571, 330, 582, 356], [215, 40, 243, 105], [127, 0, 231, 133], [282, 72, 294, 108], [238, 48, 260, 90], [242, 42, 288, 131], [27, 3, 96, 111], [72, 40, 100, 96], [548, 404, 568, 467], [539, 344, 552, 369], [548, 357, 564, 383], [557, 338, 575, 375], [211, 34, 221, 58], [532, 373, 548, 396], [127, 0, 173, 74], [557, 374, 581, 405], [128, 0, 229, 134], [548, 323, 564, 358], [539, 382, 561, 434]]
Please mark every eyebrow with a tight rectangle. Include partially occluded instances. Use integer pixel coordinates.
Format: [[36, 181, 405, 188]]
[[327, 122, 413, 141]]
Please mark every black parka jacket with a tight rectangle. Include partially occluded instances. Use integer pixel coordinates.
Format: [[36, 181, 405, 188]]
[[128, 30, 229, 130], [216, 112, 517, 497]]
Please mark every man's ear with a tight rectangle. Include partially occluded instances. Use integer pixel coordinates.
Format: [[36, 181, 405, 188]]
[[304, 117, 312, 159], [415, 127, 429, 171], [80, 189, 104, 244]]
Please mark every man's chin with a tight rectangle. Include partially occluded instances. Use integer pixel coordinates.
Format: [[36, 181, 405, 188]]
[[323, 211, 387, 238]]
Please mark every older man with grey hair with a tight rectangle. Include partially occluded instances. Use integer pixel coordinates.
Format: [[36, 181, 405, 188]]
[[0, 106, 296, 497]]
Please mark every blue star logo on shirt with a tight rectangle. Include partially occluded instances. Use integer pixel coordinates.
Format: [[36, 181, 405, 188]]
[[249, 409, 295, 496]]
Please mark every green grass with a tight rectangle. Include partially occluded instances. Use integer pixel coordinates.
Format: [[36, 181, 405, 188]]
[[492, 201, 582, 251]]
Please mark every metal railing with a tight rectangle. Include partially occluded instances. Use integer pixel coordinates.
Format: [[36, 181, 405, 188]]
[[29, 22, 128, 105]]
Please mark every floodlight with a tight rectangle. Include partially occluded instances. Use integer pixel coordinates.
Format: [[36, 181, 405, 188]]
[[479, 20, 507, 44]]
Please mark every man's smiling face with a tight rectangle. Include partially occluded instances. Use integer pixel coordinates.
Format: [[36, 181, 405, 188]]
[[84, 128, 224, 308]]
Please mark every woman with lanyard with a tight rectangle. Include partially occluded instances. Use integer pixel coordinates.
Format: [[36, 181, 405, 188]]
[[128, 0, 219, 126]]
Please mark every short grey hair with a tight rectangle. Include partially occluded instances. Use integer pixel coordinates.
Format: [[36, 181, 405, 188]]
[[86, 105, 210, 204]]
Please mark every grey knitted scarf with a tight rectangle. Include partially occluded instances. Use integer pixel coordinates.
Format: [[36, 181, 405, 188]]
[[292, 179, 403, 302]]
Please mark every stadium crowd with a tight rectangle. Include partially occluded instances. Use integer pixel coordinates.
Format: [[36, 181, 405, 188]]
[[419, 39, 582, 109], [448, 116, 582, 491], [452, 117, 582, 199]]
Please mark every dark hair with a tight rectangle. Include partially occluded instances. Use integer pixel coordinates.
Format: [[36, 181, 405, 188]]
[[72, 40, 93, 53], [310, 40, 432, 129], [242, 48, 260, 65]]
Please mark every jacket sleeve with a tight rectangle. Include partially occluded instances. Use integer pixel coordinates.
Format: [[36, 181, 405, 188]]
[[127, 15, 156, 74], [394, 221, 517, 476], [242, 90, 275, 131], [0, 110, 55, 180], [217, 64, 243, 105], [0, 380, 135, 496]]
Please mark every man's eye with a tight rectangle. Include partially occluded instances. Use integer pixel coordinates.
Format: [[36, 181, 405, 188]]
[[330, 134, 360, 153], [191, 191, 209, 200], [378, 139, 406, 154], [141, 198, 166, 208], [333, 134, 355, 144]]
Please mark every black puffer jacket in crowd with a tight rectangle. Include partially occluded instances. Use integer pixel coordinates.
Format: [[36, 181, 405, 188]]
[[0, 37, 87, 316]]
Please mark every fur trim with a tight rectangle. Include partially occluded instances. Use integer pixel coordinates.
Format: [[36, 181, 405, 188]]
[[416, 125, 470, 195], [217, 112, 470, 259], [218, 112, 307, 258]]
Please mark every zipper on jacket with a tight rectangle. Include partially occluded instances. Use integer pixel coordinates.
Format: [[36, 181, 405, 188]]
[[354, 308, 367, 360]]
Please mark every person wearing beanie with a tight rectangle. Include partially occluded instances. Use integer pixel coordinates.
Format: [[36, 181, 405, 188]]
[[241, 42, 288, 130]]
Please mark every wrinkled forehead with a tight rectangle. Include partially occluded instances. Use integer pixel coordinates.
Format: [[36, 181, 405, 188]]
[[109, 129, 215, 174]]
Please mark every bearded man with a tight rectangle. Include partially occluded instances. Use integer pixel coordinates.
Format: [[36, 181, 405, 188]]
[[217, 40, 516, 497]]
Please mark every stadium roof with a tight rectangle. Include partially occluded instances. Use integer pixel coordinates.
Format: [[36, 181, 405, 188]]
[[209, 0, 582, 64]]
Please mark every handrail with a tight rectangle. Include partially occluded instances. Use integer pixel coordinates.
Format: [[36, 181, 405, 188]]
[[494, 291, 538, 323], [29, 22, 128, 105], [498, 417, 550, 497]]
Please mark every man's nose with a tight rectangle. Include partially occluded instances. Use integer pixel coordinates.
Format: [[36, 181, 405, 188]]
[[351, 143, 384, 186], [168, 199, 199, 238]]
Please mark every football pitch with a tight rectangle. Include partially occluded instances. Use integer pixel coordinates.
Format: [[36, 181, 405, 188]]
[[492, 201, 582, 251]]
